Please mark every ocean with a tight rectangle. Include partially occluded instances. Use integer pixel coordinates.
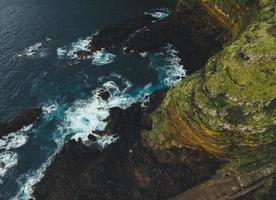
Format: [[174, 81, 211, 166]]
[[0, 0, 183, 199]]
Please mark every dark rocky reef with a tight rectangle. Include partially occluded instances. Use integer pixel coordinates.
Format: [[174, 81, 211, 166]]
[[75, 4, 228, 73], [33, 90, 221, 200], [0, 108, 42, 138]]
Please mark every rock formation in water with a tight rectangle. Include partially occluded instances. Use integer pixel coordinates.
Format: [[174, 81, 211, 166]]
[[33, 90, 222, 200], [33, 0, 276, 199], [0, 108, 42, 138]]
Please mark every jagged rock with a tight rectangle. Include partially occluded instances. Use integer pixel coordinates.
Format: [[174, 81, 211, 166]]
[[98, 89, 111, 101], [75, 5, 228, 73], [87, 134, 97, 142], [33, 90, 220, 200]]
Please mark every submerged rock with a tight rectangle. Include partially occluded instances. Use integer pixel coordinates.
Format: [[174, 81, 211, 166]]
[[0, 107, 42, 138]]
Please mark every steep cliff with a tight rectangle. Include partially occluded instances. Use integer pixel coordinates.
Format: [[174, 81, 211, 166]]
[[143, 0, 276, 198]]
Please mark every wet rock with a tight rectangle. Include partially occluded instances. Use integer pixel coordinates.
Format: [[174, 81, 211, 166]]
[[147, 88, 168, 112], [87, 134, 97, 142], [74, 15, 156, 59], [75, 5, 227, 73], [98, 89, 111, 101], [33, 91, 220, 200], [0, 107, 42, 138], [103, 103, 143, 143], [0, 162, 4, 170]]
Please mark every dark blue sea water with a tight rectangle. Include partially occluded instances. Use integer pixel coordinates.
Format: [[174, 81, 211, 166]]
[[0, 0, 183, 199]]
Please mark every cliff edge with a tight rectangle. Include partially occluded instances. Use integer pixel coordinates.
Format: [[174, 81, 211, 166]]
[[144, 0, 276, 199]]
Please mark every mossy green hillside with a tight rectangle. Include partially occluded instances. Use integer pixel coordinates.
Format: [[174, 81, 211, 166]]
[[143, 0, 276, 184]]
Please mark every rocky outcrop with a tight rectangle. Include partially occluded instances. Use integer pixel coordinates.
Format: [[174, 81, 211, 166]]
[[0, 108, 42, 137], [75, 4, 228, 73], [33, 91, 221, 200], [144, 0, 276, 199]]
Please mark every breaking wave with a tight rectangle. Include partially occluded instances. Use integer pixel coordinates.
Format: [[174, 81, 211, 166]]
[[57, 36, 93, 59], [13, 43, 186, 199], [57, 36, 116, 66], [0, 125, 33, 151], [91, 49, 116, 66], [145, 8, 171, 20], [150, 43, 186, 87], [0, 151, 18, 184], [17, 39, 52, 59]]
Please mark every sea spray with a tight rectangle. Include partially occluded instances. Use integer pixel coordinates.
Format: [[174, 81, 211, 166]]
[[13, 43, 186, 199]]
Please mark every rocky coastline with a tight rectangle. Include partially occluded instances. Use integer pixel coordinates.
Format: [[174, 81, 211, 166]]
[[0, 108, 42, 138], [33, 90, 221, 200], [32, 0, 276, 200]]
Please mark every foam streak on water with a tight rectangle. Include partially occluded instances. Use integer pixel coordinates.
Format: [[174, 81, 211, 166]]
[[13, 43, 186, 200], [57, 36, 116, 66], [145, 8, 171, 20], [0, 125, 33, 151], [59, 80, 134, 143], [14, 77, 134, 200], [12, 154, 55, 200], [150, 43, 186, 87], [17, 40, 51, 59], [57, 36, 93, 59], [91, 49, 116, 66], [0, 152, 18, 185]]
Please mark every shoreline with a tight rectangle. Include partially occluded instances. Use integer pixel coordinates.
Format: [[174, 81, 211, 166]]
[[31, 3, 229, 199]]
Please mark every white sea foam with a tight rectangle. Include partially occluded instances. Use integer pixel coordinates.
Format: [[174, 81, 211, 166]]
[[18, 42, 48, 58], [25, 42, 43, 56], [136, 83, 152, 108], [94, 134, 119, 149], [56, 47, 67, 58], [150, 43, 186, 87], [61, 80, 134, 143], [140, 51, 148, 58], [57, 37, 116, 66], [12, 154, 55, 200], [0, 133, 28, 151], [57, 36, 92, 59], [91, 49, 116, 66], [42, 103, 58, 115], [0, 151, 18, 183], [13, 43, 186, 199], [0, 125, 33, 151], [145, 8, 171, 20]]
